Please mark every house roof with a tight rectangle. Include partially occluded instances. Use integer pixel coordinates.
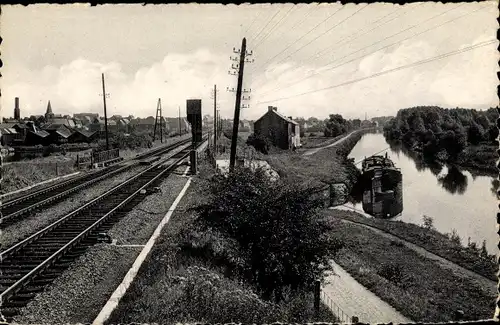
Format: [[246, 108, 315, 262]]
[[56, 129, 72, 138], [29, 130, 50, 138], [72, 129, 96, 137], [273, 110, 298, 125], [0, 128, 18, 135]]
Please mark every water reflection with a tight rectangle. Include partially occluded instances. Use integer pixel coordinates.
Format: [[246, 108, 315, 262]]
[[347, 132, 498, 253], [437, 165, 468, 195]]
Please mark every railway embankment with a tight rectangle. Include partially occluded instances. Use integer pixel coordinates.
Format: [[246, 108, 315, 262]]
[[0, 166, 145, 250], [12, 164, 192, 324], [104, 160, 338, 324]]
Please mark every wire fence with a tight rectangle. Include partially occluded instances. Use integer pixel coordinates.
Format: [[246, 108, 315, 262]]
[[321, 290, 359, 324]]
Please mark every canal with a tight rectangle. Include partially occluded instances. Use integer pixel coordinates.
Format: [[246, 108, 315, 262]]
[[345, 131, 498, 254]]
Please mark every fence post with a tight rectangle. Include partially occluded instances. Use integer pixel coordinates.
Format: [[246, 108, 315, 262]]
[[314, 280, 321, 315], [56, 162, 58, 176]]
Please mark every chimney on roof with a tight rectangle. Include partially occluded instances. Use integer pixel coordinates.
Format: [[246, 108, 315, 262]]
[[288, 116, 293, 120], [268, 106, 274, 112], [273, 106, 278, 111], [14, 97, 21, 121]]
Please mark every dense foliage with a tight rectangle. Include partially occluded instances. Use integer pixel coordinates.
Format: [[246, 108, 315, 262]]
[[190, 166, 343, 303], [246, 133, 271, 154], [384, 106, 498, 162], [323, 114, 353, 137]]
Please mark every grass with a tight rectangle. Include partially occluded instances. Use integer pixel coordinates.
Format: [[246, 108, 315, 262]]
[[327, 213, 496, 322], [301, 133, 345, 148], [327, 209, 498, 282], [107, 160, 338, 324], [1, 158, 76, 194], [261, 131, 363, 188]]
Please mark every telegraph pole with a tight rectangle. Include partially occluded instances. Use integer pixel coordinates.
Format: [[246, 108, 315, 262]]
[[214, 85, 217, 150], [228, 37, 253, 172], [178, 106, 182, 136], [101, 73, 110, 150]]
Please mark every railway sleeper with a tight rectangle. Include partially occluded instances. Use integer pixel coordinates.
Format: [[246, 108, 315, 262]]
[[0, 307, 21, 317]]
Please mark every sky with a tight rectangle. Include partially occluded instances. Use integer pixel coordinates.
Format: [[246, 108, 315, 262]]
[[1, 2, 498, 121]]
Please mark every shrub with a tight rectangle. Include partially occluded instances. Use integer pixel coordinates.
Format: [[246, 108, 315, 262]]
[[192, 166, 343, 303], [246, 133, 270, 154], [422, 215, 434, 230]]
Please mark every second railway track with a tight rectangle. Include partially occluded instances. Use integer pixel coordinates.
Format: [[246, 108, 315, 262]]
[[0, 140, 205, 320], [0, 137, 194, 228]]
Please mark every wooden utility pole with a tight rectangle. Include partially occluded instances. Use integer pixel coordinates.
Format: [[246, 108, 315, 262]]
[[101, 73, 109, 150], [213, 84, 217, 151], [178, 106, 182, 136], [229, 38, 247, 172]]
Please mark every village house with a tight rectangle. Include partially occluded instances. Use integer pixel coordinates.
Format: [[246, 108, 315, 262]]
[[24, 122, 51, 146], [68, 129, 97, 144], [253, 106, 301, 150], [42, 123, 73, 145]]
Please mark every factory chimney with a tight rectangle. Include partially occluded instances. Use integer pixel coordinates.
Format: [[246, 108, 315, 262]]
[[14, 97, 21, 121]]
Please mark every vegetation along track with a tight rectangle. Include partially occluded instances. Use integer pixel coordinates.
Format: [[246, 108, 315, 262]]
[[0, 139, 205, 320], [0, 137, 194, 228]]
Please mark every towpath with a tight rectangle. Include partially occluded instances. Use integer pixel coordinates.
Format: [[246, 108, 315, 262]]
[[302, 131, 358, 156], [322, 261, 413, 324], [330, 206, 497, 295]]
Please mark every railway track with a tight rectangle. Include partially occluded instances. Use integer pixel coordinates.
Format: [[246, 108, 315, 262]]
[[0, 137, 193, 228], [0, 141, 204, 320]]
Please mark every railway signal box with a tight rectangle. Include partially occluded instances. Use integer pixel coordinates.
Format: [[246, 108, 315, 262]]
[[186, 99, 203, 143]]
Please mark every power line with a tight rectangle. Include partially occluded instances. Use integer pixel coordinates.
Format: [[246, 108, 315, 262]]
[[265, 4, 369, 73], [249, 8, 282, 44], [253, 6, 295, 50], [306, 5, 413, 64], [249, 4, 319, 73], [256, 39, 496, 105], [254, 6, 344, 71], [259, 3, 482, 97]]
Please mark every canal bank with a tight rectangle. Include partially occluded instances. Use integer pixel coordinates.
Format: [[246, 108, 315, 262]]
[[346, 131, 498, 254], [325, 209, 497, 322]]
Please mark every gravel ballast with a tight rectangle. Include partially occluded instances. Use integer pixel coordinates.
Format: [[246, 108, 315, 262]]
[[13, 244, 141, 324], [1, 166, 146, 249], [11, 165, 191, 324]]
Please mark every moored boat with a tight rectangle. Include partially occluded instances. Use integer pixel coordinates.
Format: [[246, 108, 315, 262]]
[[360, 153, 403, 218]]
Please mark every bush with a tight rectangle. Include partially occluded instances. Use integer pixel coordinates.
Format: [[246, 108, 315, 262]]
[[422, 215, 434, 230], [192, 166, 343, 303], [246, 133, 270, 154]]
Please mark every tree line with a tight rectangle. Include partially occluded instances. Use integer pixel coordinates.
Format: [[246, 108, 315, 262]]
[[383, 106, 498, 162]]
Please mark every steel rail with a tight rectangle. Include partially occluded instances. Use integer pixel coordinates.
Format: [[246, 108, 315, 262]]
[[0, 137, 194, 226], [0, 137, 207, 307]]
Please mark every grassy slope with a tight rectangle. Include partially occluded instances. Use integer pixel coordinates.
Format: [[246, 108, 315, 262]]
[[325, 210, 497, 282], [1, 157, 76, 194], [107, 161, 337, 324], [327, 214, 496, 322]]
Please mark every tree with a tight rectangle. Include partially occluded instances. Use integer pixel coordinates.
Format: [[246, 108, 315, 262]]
[[467, 122, 484, 145], [246, 133, 270, 154], [193, 167, 343, 303], [352, 119, 361, 129]]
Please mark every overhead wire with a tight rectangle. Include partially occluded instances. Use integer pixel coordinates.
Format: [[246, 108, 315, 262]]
[[255, 39, 496, 105], [306, 5, 415, 64], [252, 5, 295, 51], [259, 3, 483, 97], [248, 7, 282, 44], [253, 5, 345, 72], [265, 4, 369, 73]]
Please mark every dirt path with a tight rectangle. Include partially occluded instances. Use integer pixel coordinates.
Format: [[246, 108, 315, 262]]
[[302, 131, 358, 156], [322, 261, 413, 324], [330, 206, 497, 295]]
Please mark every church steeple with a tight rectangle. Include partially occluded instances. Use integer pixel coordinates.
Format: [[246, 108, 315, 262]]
[[45, 100, 54, 120]]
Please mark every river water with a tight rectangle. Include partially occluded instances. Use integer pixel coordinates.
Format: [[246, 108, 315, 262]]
[[345, 131, 498, 254]]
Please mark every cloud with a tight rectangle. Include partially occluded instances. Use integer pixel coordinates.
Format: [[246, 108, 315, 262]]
[[2, 49, 237, 119], [2, 37, 497, 123]]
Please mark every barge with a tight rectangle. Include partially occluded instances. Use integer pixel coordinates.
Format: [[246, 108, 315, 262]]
[[360, 153, 403, 218]]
